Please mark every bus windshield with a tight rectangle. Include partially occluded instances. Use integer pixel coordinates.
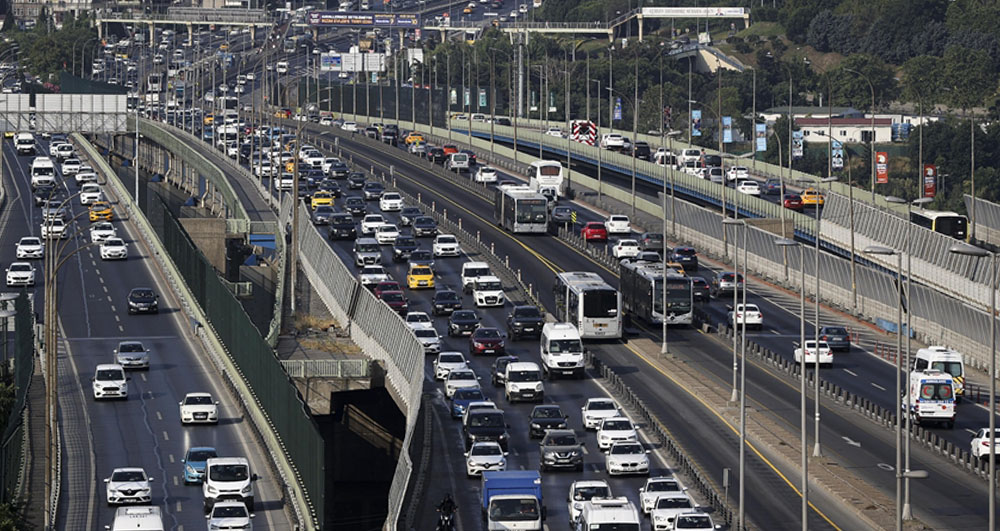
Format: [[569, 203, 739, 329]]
[[665, 279, 692, 312], [583, 289, 619, 318], [515, 200, 548, 224]]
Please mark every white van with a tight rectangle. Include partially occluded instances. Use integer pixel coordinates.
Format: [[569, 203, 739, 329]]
[[914, 346, 965, 401], [105, 506, 164, 531], [540, 322, 585, 379], [14, 133, 35, 155], [578, 497, 640, 531], [906, 369, 956, 429], [30, 156, 56, 188], [461, 261, 491, 293], [203, 457, 258, 512], [504, 361, 544, 402], [473, 275, 505, 307]]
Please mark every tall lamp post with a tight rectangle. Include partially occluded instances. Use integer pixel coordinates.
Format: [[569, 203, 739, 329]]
[[844, 67, 876, 202], [722, 217, 748, 531], [607, 85, 638, 215], [950, 242, 996, 531]]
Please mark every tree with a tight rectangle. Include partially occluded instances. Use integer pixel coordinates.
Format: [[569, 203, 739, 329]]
[[832, 54, 897, 110], [942, 45, 997, 110], [900, 55, 943, 106]]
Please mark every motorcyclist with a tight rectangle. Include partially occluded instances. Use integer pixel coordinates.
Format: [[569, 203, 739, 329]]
[[436, 494, 457, 529]]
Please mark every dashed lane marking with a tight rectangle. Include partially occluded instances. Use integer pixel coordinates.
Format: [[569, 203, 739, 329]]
[[162, 431, 170, 441], [156, 411, 163, 421], [871, 383, 887, 391]]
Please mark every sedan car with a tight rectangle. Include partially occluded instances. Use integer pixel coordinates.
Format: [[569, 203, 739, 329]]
[[206, 501, 254, 530], [362, 181, 385, 200], [794, 340, 833, 366], [672, 513, 719, 530], [783, 193, 805, 211], [605, 215, 631, 234], [800, 188, 825, 206], [597, 417, 638, 450], [475, 166, 498, 183], [728, 303, 763, 329], [406, 264, 435, 289], [639, 477, 684, 514], [605, 441, 650, 476], [5, 262, 35, 287], [358, 265, 390, 288], [374, 223, 400, 245], [178, 392, 219, 424], [691, 276, 711, 302], [399, 206, 423, 226], [580, 222, 608, 242], [379, 290, 409, 313], [414, 327, 442, 354], [433, 234, 461, 257], [15, 237, 43, 259], [465, 441, 507, 477], [114, 341, 149, 370], [181, 446, 217, 484], [638, 232, 664, 252], [344, 196, 367, 216], [539, 429, 584, 471], [310, 190, 335, 210], [328, 214, 358, 241], [361, 214, 386, 235], [819, 326, 851, 351], [374, 281, 402, 299], [379, 192, 403, 212], [762, 178, 783, 195], [434, 351, 468, 380], [311, 204, 336, 225], [105, 467, 153, 505], [80, 183, 103, 205], [451, 387, 487, 419], [90, 221, 117, 243], [347, 173, 367, 189], [404, 311, 433, 330], [568, 480, 613, 523], [89, 201, 114, 222], [736, 179, 761, 196], [408, 249, 435, 268], [971, 428, 1000, 461], [727, 166, 750, 182], [413, 216, 438, 237], [469, 327, 505, 355], [432, 289, 462, 315], [449, 309, 481, 337], [444, 368, 480, 398], [506, 305, 543, 340], [582, 398, 621, 429], [528, 404, 568, 438], [650, 492, 695, 528], [100, 238, 128, 260]]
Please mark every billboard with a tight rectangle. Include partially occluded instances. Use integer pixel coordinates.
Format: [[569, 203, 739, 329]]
[[923, 164, 937, 198], [831, 140, 844, 169], [308, 11, 420, 27], [791, 130, 804, 159], [614, 98, 622, 121], [320, 52, 342, 72], [755, 123, 766, 152], [875, 152, 888, 184], [641, 7, 746, 17]]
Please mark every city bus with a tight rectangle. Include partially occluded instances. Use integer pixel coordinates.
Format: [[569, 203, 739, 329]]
[[528, 160, 564, 200], [147, 73, 163, 93], [553, 272, 622, 339], [619, 260, 693, 325], [493, 184, 548, 233], [909, 209, 969, 241]]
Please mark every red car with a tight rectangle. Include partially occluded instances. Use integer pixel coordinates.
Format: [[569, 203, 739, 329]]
[[783, 194, 804, 212], [581, 222, 608, 242], [469, 327, 505, 355], [375, 281, 402, 299], [379, 290, 408, 314], [442, 144, 459, 155]]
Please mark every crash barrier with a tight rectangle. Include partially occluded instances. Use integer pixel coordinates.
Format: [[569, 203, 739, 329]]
[[965, 194, 1000, 251]]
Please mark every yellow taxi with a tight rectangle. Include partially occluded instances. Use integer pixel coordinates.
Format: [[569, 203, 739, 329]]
[[219, 43, 229, 51], [203, 114, 215, 126], [310, 191, 335, 210], [284, 159, 298, 173], [406, 263, 435, 289], [404, 132, 425, 145], [800, 188, 825, 206], [3, 131, 13, 139], [89, 201, 113, 222], [463, 5, 473, 14], [665, 261, 686, 275]]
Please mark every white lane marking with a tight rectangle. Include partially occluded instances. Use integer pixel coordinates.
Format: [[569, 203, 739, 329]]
[[114, 315, 121, 323], [173, 476, 179, 486], [966, 429, 978, 435], [162, 431, 170, 441], [140, 373, 147, 382], [98, 276, 105, 284], [871, 383, 887, 391], [175, 501, 182, 512], [118, 325, 124, 332], [102, 285, 108, 293], [168, 454, 174, 463], [843, 369, 858, 377], [110, 304, 117, 312], [156, 411, 163, 421]]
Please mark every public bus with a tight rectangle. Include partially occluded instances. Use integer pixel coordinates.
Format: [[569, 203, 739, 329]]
[[493, 184, 548, 233], [528, 160, 564, 200], [553, 272, 623, 339], [147, 73, 163, 93], [910, 209, 969, 241], [619, 260, 693, 325]]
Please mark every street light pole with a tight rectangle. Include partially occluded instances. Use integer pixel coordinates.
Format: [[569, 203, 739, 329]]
[[845, 67, 875, 202], [723, 218, 747, 530], [776, 238, 807, 530]]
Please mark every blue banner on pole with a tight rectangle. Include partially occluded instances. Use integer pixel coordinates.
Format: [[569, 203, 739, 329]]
[[614, 98, 622, 121], [479, 89, 487, 108], [722, 116, 733, 144], [755, 123, 767, 152], [792, 130, 804, 159], [832, 139, 844, 169], [691, 109, 702, 137]]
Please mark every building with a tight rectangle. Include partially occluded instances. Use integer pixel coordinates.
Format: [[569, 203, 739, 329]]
[[794, 117, 893, 144], [760, 105, 863, 123]]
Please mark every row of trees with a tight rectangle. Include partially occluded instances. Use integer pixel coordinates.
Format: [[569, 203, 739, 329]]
[[3, 11, 99, 83]]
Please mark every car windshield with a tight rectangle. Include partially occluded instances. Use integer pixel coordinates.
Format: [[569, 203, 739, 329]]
[[346, 198, 364, 206], [588, 400, 616, 411], [408, 314, 430, 323], [332, 215, 353, 224], [475, 328, 501, 339], [119, 343, 144, 353], [357, 243, 379, 253], [610, 443, 643, 455], [675, 515, 712, 529], [438, 236, 457, 244], [469, 412, 503, 427], [453, 388, 483, 400], [111, 470, 146, 482], [477, 280, 502, 291], [209, 464, 249, 482], [382, 292, 404, 302], [548, 339, 582, 354], [436, 292, 459, 302], [546, 434, 577, 446], [823, 327, 848, 336], [602, 420, 632, 431], [466, 267, 490, 278], [188, 449, 217, 462], [9, 264, 30, 272], [131, 289, 155, 299], [377, 225, 397, 233], [414, 329, 437, 339], [396, 237, 416, 247], [411, 251, 432, 260], [656, 497, 693, 509], [185, 395, 213, 405], [213, 505, 249, 518], [361, 267, 383, 275], [533, 407, 563, 419], [21, 238, 40, 246], [314, 206, 334, 214], [96, 369, 124, 381], [648, 480, 679, 492], [508, 369, 541, 382], [490, 498, 540, 521], [514, 307, 540, 318], [411, 267, 432, 276], [574, 485, 611, 501], [471, 443, 503, 457], [449, 371, 474, 381], [415, 217, 435, 227]]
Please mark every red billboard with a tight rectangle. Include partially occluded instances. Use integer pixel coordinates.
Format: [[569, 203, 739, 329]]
[[923, 164, 937, 198], [876, 152, 888, 184]]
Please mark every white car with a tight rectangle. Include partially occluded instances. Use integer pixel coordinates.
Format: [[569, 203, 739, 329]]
[[178, 392, 219, 424], [61, 157, 81, 175], [5, 262, 35, 287], [639, 477, 684, 514], [92, 363, 128, 400], [80, 183, 104, 205], [321, 157, 341, 174], [445, 368, 479, 398], [104, 467, 152, 505], [672, 512, 719, 530], [650, 492, 695, 529], [605, 215, 631, 234], [433, 234, 461, 257], [90, 221, 117, 243], [971, 428, 1000, 461], [582, 398, 620, 429], [736, 179, 761, 196], [600, 133, 625, 149], [74, 171, 98, 186], [605, 441, 650, 476], [41, 218, 67, 239], [379, 192, 403, 212], [612, 239, 641, 259], [414, 327, 442, 354], [319, 117, 334, 126], [597, 416, 638, 450], [568, 480, 613, 524], [206, 501, 254, 530], [475, 166, 498, 183], [361, 214, 386, 235], [15, 237, 43, 259], [341, 121, 358, 132], [465, 441, 507, 477], [404, 311, 433, 330], [473, 276, 505, 307], [727, 166, 750, 182], [100, 238, 128, 260], [114, 341, 149, 370], [544, 127, 564, 138], [728, 303, 763, 329], [53, 143, 74, 161], [374, 224, 400, 245], [358, 265, 390, 288], [794, 340, 833, 366], [433, 351, 467, 380]]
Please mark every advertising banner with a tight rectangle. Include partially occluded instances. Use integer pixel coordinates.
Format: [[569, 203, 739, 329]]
[[691, 109, 702, 136], [832, 140, 844, 169], [792, 130, 804, 159], [722, 116, 732, 144], [876, 152, 889, 184], [464, 88, 470, 106], [614, 98, 623, 121], [923, 164, 937, 198], [755, 123, 767, 152], [479, 89, 487, 108], [641, 7, 746, 17], [320, 52, 342, 72], [308, 11, 420, 27]]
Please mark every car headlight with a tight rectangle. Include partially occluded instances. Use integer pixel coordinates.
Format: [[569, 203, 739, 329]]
[[558, 422, 568, 428], [530, 423, 540, 429], [498, 433, 507, 440], [186, 465, 196, 475], [128, 300, 138, 307], [570, 450, 580, 457], [654, 515, 666, 522], [241, 485, 252, 494], [207, 485, 218, 494]]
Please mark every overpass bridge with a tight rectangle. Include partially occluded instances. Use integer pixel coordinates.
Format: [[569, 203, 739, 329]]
[[94, 8, 275, 44]]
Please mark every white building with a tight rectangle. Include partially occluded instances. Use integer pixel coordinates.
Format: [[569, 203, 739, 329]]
[[760, 105, 863, 123], [794, 117, 893, 144]]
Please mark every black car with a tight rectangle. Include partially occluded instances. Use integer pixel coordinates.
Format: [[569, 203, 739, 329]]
[[460, 149, 477, 167], [495, 117, 511, 126], [449, 309, 481, 337], [318, 179, 342, 197], [463, 408, 509, 451], [412, 216, 438, 237], [506, 305, 544, 340], [491, 355, 519, 386], [127, 287, 159, 314], [428, 147, 447, 165], [362, 181, 385, 200], [344, 196, 367, 216], [819, 326, 852, 352], [527, 404, 568, 438], [703, 154, 722, 168], [347, 173, 367, 189], [311, 205, 336, 225], [691, 276, 711, 302], [382, 125, 399, 145], [301, 168, 326, 185], [409, 249, 435, 268], [671, 246, 698, 271], [328, 213, 357, 240], [329, 162, 350, 179], [392, 235, 418, 261], [400, 206, 423, 226], [432, 289, 462, 315], [32, 183, 60, 207], [633, 141, 652, 161], [638, 232, 664, 252]]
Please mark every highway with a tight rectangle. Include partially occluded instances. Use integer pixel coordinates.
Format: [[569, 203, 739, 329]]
[[0, 134, 292, 528]]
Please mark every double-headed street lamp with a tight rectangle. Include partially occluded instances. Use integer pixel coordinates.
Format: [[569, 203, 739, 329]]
[[607, 84, 638, 216], [722, 217, 748, 531]]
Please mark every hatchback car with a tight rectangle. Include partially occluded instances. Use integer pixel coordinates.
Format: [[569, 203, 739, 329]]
[[728, 303, 763, 329], [581, 222, 608, 242], [114, 341, 149, 370], [432, 289, 463, 315], [344, 196, 367, 216], [451, 387, 487, 419], [434, 351, 468, 380], [127, 288, 159, 314], [597, 417, 638, 450], [362, 182, 386, 200], [445, 368, 480, 398], [465, 441, 507, 477], [379, 290, 409, 313], [783, 194, 804, 212], [800, 188, 825, 206], [328, 214, 357, 239], [582, 398, 621, 429], [89, 201, 114, 222], [819, 326, 851, 352], [691, 276, 711, 302], [400, 206, 423, 226], [179, 392, 219, 424], [312, 204, 336, 225], [181, 446, 217, 484], [670, 247, 698, 271], [449, 310, 480, 337], [528, 404, 568, 438], [469, 327, 505, 355]]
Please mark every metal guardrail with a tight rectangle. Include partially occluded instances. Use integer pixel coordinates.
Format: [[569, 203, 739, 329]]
[[221, 278, 254, 297], [281, 359, 370, 378]]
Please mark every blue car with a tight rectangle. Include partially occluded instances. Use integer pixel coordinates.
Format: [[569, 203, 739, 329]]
[[182, 446, 218, 484], [451, 387, 487, 419]]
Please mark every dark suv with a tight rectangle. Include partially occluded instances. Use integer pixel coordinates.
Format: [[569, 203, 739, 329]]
[[632, 141, 651, 161], [428, 147, 447, 165], [539, 429, 584, 471], [463, 408, 509, 451], [506, 305, 544, 340]]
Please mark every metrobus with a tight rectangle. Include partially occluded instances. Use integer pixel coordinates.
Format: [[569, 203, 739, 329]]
[[553, 272, 623, 339], [619, 260, 693, 325], [493, 185, 548, 233], [147, 73, 163, 93], [528, 160, 564, 200], [910, 209, 969, 241]]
